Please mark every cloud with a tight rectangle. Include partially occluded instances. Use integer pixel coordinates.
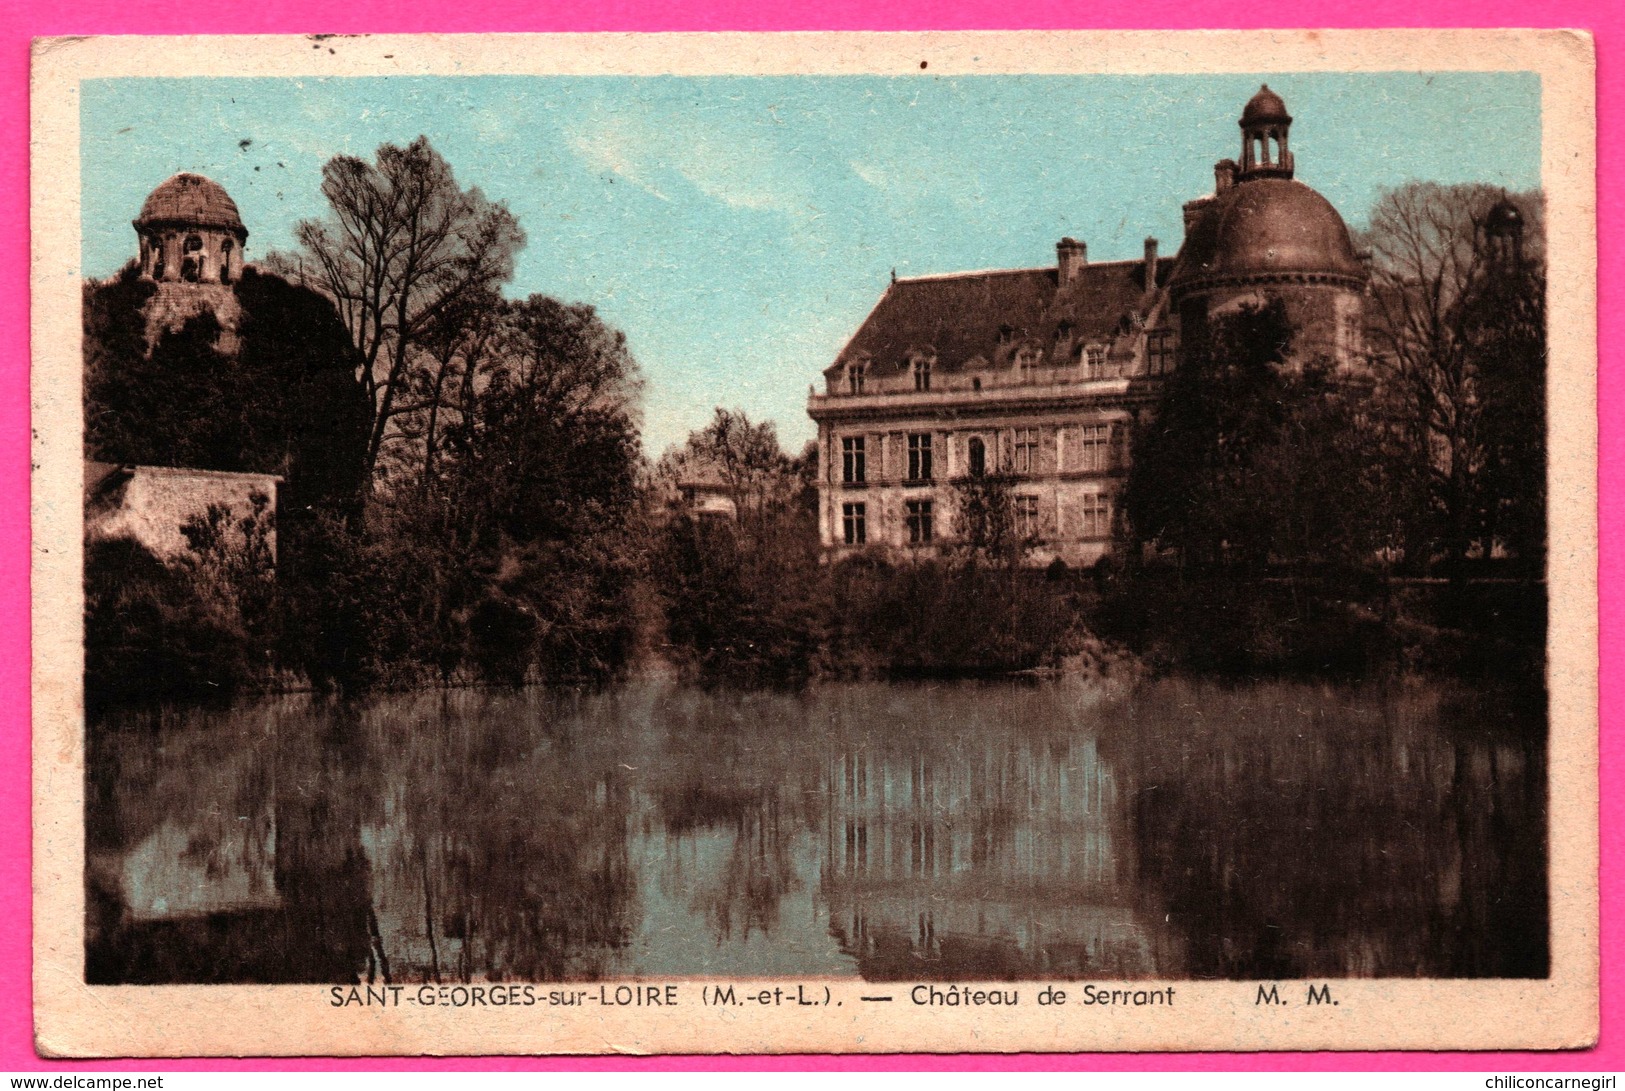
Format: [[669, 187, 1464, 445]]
[[668, 135, 800, 212], [566, 120, 671, 201], [850, 153, 985, 214], [565, 112, 811, 215]]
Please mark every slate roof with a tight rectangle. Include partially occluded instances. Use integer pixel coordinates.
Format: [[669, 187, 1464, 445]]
[[828, 257, 1169, 377]]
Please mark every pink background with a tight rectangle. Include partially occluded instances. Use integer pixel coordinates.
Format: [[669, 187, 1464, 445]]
[[4, 0, 1616, 1072]]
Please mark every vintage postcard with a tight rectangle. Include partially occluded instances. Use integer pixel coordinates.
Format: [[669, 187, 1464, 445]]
[[30, 30, 1597, 1056]]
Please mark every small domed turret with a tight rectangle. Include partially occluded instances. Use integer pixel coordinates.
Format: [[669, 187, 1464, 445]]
[[1237, 84, 1295, 180], [133, 173, 249, 285], [1173, 86, 1367, 372]]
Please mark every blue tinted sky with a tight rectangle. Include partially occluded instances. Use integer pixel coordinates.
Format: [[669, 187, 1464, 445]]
[[81, 72, 1540, 455]]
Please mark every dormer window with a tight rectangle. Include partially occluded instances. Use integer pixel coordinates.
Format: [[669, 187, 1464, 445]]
[[1055, 321, 1072, 344], [997, 324, 1015, 345], [1084, 345, 1107, 378], [1146, 329, 1177, 374], [1016, 347, 1041, 381], [846, 361, 867, 395], [912, 357, 932, 392]]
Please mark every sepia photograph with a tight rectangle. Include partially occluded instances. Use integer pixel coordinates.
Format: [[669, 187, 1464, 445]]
[[29, 30, 1598, 1056]]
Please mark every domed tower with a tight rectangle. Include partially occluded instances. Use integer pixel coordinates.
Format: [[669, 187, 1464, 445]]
[[1171, 87, 1367, 371], [133, 173, 248, 285]]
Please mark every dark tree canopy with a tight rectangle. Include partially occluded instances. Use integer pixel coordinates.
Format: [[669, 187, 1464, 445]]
[[1125, 300, 1388, 571], [295, 136, 526, 489], [83, 264, 370, 510], [1361, 183, 1547, 575]]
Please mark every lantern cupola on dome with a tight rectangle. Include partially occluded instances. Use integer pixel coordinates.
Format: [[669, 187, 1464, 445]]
[[1238, 84, 1294, 180]]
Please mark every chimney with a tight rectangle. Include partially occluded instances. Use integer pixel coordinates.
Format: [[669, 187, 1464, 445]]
[[1143, 237, 1159, 291], [1182, 197, 1211, 235], [1214, 158, 1237, 193], [1057, 237, 1087, 285]]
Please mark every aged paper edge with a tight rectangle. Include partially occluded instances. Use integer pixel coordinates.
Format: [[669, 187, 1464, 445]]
[[29, 28, 1599, 1058]]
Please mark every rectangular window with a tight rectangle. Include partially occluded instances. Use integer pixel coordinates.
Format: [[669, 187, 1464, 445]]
[[1085, 345, 1107, 378], [912, 358, 932, 392], [907, 433, 933, 482], [905, 499, 934, 544], [842, 502, 867, 545], [1146, 330, 1177, 375], [841, 436, 866, 484], [1076, 424, 1111, 472], [1014, 428, 1041, 474], [1079, 493, 1111, 539], [1015, 495, 1041, 540], [1018, 350, 1040, 381]]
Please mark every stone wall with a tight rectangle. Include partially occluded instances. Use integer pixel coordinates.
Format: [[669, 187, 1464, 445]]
[[85, 463, 279, 564]]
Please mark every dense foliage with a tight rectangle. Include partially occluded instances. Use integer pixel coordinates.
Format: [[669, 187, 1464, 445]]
[[84, 140, 645, 702], [649, 411, 1086, 685], [1124, 299, 1389, 572], [1363, 183, 1547, 578]]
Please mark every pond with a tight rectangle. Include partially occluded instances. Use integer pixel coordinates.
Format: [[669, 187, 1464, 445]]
[[85, 678, 1548, 984]]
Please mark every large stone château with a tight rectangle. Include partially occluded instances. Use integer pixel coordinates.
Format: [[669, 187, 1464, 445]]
[[807, 87, 1368, 567]]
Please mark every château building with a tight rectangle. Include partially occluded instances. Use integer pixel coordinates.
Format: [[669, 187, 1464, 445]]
[[807, 86, 1368, 567]]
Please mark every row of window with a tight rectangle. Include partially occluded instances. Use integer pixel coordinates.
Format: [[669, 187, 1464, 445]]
[[843, 332, 1176, 394], [839, 426, 1115, 485], [843, 499, 932, 545], [145, 233, 237, 283], [839, 494, 1112, 546]]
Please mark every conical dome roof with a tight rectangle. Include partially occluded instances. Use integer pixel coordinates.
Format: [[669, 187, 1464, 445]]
[[135, 173, 247, 235]]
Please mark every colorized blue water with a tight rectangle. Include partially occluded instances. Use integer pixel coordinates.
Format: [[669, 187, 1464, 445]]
[[85, 678, 1547, 983]]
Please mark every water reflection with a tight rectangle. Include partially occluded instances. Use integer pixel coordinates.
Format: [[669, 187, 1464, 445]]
[[86, 679, 1546, 984]]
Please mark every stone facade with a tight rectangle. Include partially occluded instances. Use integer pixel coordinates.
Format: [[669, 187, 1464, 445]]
[[808, 87, 1367, 567]]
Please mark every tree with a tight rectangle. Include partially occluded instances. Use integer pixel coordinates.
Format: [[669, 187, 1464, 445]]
[[1362, 182, 1546, 575], [681, 409, 803, 532], [650, 410, 821, 686], [369, 295, 647, 686], [1124, 300, 1386, 571], [401, 287, 505, 488], [84, 264, 368, 502], [82, 263, 374, 697], [295, 137, 525, 492], [951, 458, 1030, 570]]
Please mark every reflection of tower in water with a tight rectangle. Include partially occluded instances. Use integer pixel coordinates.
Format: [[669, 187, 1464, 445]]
[[821, 730, 1171, 980], [86, 700, 379, 984]]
